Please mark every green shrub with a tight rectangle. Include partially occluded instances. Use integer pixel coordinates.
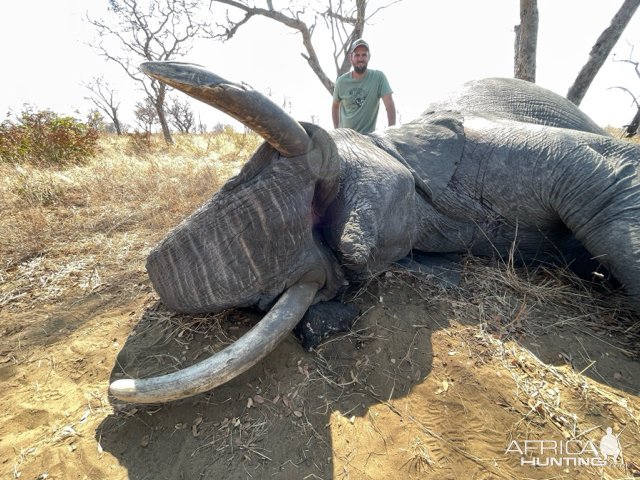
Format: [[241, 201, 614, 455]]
[[0, 108, 99, 166]]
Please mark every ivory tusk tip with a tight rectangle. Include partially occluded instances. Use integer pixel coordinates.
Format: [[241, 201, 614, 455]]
[[109, 379, 137, 400]]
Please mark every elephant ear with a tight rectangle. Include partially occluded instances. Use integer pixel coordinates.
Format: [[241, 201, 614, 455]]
[[377, 111, 465, 202]]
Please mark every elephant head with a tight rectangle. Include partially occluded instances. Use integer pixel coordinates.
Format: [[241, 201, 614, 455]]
[[109, 62, 419, 403]]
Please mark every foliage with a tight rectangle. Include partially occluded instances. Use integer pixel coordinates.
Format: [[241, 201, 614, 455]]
[[0, 108, 99, 166]]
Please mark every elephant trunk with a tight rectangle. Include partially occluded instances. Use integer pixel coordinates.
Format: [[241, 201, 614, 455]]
[[549, 137, 640, 310]]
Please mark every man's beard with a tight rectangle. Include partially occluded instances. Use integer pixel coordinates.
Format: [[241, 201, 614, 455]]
[[353, 64, 367, 74]]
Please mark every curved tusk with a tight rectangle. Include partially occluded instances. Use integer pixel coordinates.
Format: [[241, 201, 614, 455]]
[[109, 282, 318, 404], [140, 61, 309, 157]]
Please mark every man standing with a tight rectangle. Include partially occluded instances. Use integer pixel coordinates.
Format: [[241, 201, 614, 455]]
[[332, 39, 396, 134]]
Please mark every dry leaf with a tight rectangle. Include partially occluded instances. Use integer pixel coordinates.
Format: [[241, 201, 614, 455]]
[[192, 416, 203, 437], [293, 410, 303, 418]]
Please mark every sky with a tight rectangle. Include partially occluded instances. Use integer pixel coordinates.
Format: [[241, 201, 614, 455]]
[[1, 1, 639, 132]]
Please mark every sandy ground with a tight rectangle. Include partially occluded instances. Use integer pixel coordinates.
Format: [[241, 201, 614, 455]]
[[1, 257, 639, 479]]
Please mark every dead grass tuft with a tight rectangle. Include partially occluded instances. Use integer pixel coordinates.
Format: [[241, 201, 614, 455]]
[[0, 131, 258, 315]]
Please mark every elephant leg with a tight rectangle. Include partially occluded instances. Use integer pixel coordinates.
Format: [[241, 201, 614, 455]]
[[551, 153, 640, 310]]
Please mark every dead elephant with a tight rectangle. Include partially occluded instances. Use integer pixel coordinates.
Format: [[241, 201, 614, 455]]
[[110, 62, 640, 403]]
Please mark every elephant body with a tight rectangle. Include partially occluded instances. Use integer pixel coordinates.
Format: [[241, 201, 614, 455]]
[[316, 80, 640, 311], [149, 74, 640, 313]]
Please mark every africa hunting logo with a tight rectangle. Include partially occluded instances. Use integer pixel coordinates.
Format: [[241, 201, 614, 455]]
[[505, 426, 624, 468]]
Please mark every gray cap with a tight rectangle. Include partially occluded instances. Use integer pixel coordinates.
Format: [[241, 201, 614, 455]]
[[350, 38, 369, 53]]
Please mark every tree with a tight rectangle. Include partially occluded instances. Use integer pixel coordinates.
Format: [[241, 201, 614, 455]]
[[166, 97, 195, 133], [88, 0, 213, 143], [134, 97, 159, 133], [208, 0, 401, 95], [611, 47, 640, 137], [567, 0, 640, 105], [84, 77, 124, 135], [86, 109, 108, 132], [514, 0, 538, 82]]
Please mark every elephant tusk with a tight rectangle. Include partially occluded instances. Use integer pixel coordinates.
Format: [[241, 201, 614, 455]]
[[109, 282, 319, 404], [140, 61, 310, 158]]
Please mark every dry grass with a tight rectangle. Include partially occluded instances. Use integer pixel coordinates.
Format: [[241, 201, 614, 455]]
[[606, 127, 640, 144], [0, 131, 261, 313]]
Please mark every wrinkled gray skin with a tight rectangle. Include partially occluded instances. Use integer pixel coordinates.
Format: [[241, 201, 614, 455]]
[[113, 62, 640, 403], [150, 73, 640, 313]]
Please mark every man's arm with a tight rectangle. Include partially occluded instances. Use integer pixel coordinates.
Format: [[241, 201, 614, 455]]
[[382, 93, 396, 127], [332, 100, 341, 129]]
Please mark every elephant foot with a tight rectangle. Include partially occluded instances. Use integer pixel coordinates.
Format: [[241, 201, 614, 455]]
[[294, 301, 360, 351]]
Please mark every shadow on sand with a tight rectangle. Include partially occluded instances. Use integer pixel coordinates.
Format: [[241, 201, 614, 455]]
[[96, 261, 640, 479]]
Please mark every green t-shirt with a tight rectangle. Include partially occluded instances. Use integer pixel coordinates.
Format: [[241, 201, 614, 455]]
[[333, 69, 392, 134]]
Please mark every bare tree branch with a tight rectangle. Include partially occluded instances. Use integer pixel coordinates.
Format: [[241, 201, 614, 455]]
[[208, 0, 401, 95], [87, 0, 213, 143], [612, 53, 640, 80], [608, 86, 640, 108], [166, 96, 196, 133], [609, 44, 640, 137], [84, 77, 124, 134], [364, 0, 402, 22]]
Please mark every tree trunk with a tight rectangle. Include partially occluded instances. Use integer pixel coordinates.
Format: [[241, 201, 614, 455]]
[[336, 0, 367, 78], [624, 107, 640, 137], [567, 0, 640, 105], [157, 107, 173, 144], [155, 86, 174, 144], [112, 108, 123, 135], [514, 0, 538, 82]]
